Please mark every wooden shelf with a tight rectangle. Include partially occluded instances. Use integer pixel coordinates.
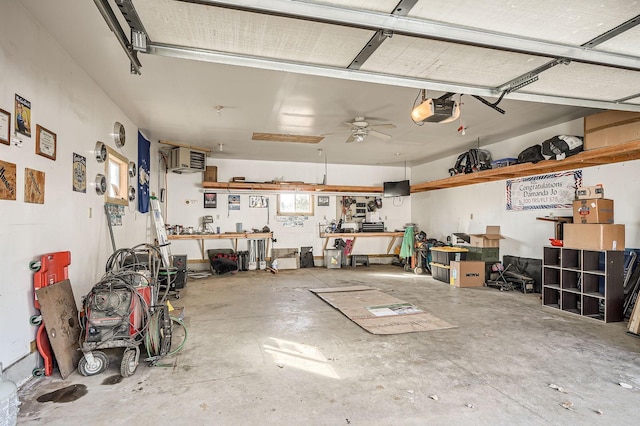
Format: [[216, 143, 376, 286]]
[[202, 181, 382, 194], [411, 140, 640, 193], [201, 140, 640, 194]]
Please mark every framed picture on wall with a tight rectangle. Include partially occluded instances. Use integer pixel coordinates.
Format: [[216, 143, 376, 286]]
[[204, 192, 217, 208], [318, 196, 330, 206], [35, 125, 57, 160], [0, 108, 10, 145], [15, 94, 31, 137]]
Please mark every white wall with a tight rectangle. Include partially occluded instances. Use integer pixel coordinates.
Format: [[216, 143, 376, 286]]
[[165, 159, 411, 260], [411, 119, 640, 258], [0, 2, 157, 383]]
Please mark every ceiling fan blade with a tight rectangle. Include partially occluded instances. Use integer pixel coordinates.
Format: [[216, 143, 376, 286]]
[[321, 129, 350, 136], [345, 134, 357, 143], [369, 129, 392, 140], [369, 123, 396, 130]]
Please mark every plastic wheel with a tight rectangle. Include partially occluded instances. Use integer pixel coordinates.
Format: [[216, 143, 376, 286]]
[[32, 368, 44, 378], [29, 260, 41, 272], [78, 351, 109, 376], [30, 315, 42, 326], [120, 348, 139, 378], [414, 267, 424, 275], [404, 263, 412, 272]]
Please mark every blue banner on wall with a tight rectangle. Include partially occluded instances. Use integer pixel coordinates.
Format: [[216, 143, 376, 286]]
[[138, 131, 150, 213]]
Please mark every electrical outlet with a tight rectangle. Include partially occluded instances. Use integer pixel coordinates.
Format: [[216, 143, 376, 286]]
[[30, 340, 37, 353], [190, 199, 198, 205]]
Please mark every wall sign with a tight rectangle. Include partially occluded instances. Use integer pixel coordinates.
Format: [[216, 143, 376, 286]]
[[204, 192, 217, 208], [72, 153, 86, 193], [15, 94, 31, 137], [506, 170, 582, 211], [24, 168, 45, 204], [249, 195, 268, 208], [0, 160, 17, 200], [228, 194, 240, 210]]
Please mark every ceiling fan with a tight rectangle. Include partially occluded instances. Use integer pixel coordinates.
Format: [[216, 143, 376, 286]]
[[326, 117, 396, 143]]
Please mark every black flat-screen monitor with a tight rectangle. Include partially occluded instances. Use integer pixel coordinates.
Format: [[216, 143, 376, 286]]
[[383, 180, 410, 197]]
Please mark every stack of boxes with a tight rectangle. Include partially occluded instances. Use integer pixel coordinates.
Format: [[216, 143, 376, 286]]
[[432, 226, 505, 287], [563, 187, 625, 251], [430, 246, 469, 284], [453, 226, 505, 287]]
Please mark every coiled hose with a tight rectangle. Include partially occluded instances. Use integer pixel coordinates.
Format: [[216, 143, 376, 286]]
[[145, 306, 188, 364]]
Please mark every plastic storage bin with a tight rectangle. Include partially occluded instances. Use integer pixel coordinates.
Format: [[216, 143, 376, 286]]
[[325, 249, 342, 269]]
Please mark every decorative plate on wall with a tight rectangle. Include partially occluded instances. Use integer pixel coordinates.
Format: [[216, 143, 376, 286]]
[[113, 121, 125, 148]]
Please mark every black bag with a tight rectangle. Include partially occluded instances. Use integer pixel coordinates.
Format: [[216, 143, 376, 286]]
[[210, 257, 238, 275], [300, 246, 315, 268], [516, 145, 545, 164], [448, 149, 493, 176], [541, 135, 583, 160]]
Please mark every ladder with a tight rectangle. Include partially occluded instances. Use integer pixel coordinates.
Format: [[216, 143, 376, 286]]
[[150, 196, 171, 268]]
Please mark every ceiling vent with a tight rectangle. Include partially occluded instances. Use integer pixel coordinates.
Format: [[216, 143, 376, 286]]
[[168, 147, 206, 173]]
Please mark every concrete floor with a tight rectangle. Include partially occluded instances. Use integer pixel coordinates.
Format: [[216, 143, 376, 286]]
[[17, 265, 640, 425]]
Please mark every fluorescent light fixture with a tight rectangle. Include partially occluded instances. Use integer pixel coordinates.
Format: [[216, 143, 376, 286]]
[[411, 98, 460, 123]]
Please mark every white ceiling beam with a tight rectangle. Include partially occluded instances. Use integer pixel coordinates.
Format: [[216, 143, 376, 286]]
[[184, 0, 640, 71], [148, 43, 640, 112]]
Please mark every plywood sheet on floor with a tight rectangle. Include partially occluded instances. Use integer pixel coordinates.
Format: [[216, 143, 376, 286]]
[[36, 279, 81, 379], [310, 285, 456, 335]]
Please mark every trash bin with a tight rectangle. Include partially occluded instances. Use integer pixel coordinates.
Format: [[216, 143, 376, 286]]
[[325, 249, 342, 269]]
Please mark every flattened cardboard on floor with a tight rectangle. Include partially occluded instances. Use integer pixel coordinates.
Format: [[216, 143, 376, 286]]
[[35, 279, 81, 379], [310, 286, 456, 334]]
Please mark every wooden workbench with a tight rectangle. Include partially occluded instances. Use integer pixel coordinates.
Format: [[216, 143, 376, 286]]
[[319, 232, 404, 255], [168, 232, 273, 263]]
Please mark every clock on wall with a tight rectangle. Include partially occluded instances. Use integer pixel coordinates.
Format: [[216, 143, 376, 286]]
[[113, 121, 125, 148]]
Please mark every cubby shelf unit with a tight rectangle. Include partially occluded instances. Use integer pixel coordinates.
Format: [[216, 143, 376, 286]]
[[542, 247, 624, 322]]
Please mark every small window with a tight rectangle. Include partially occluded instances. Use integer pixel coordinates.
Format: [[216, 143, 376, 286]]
[[277, 194, 314, 216], [105, 146, 128, 206]]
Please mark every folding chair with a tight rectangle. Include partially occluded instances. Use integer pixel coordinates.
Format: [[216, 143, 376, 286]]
[[486, 263, 514, 291]]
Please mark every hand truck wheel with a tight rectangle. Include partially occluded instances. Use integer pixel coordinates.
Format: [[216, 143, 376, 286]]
[[120, 348, 139, 378]]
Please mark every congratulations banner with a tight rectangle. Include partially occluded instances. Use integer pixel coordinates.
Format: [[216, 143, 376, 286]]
[[506, 170, 582, 211]]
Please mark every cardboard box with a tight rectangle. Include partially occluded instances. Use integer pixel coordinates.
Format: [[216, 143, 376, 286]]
[[469, 226, 505, 248], [573, 199, 614, 224], [204, 166, 217, 182], [563, 224, 625, 251], [450, 261, 485, 287], [576, 185, 604, 199], [584, 110, 640, 150]]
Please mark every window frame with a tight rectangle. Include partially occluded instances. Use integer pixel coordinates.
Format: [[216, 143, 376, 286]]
[[276, 193, 314, 216], [105, 146, 129, 206]]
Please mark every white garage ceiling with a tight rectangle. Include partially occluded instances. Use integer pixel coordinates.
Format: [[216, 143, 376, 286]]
[[19, 0, 640, 166]]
